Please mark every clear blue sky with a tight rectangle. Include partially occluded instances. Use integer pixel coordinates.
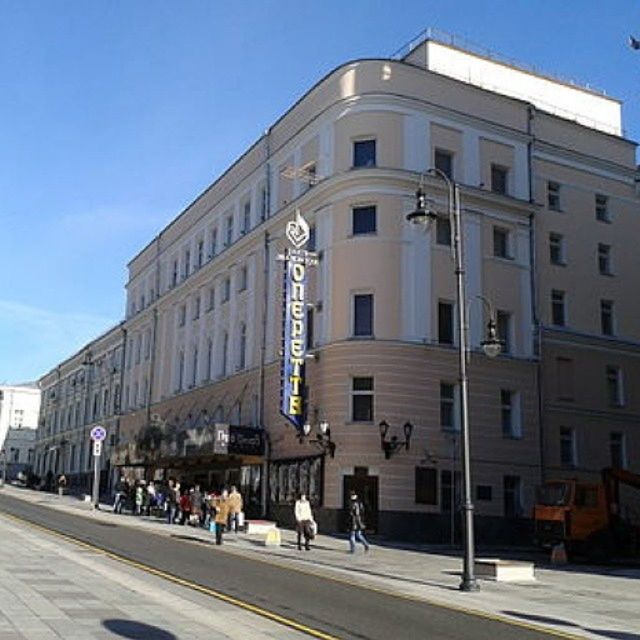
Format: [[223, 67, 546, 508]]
[[1, 0, 638, 383]]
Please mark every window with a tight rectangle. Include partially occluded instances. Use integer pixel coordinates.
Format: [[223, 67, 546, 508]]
[[353, 139, 376, 168], [172, 260, 178, 287], [598, 243, 612, 275], [144, 329, 151, 360], [606, 366, 624, 407], [222, 277, 231, 303], [610, 432, 627, 468], [207, 287, 215, 312], [551, 290, 566, 326], [183, 249, 190, 279], [493, 227, 512, 259], [260, 187, 268, 220], [476, 485, 493, 501], [177, 351, 185, 392], [351, 377, 374, 422], [440, 383, 458, 431], [238, 323, 247, 370], [222, 332, 229, 376], [191, 346, 198, 387], [225, 215, 234, 247], [438, 301, 454, 345], [193, 296, 201, 321], [242, 201, 251, 234], [436, 216, 451, 246], [415, 467, 438, 505], [549, 233, 565, 265], [560, 427, 576, 467], [556, 357, 574, 400], [140, 294, 145, 310], [352, 205, 376, 235], [197, 240, 204, 269], [596, 194, 610, 222], [239, 266, 248, 292], [353, 293, 373, 337], [496, 311, 512, 354], [501, 389, 521, 438], [434, 149, 454, 179], [206, 338, 213, 381], [547, 181, 561, 211], [440, 469, 461, 512], [135, 334, 142, 364], [491, 164, 508, 195], [178, 305, 186, 327], [210, 228, 218, 258], [307, 225, 316, 251], [503, 475, 523, 517], [601, 300, 614, 336]]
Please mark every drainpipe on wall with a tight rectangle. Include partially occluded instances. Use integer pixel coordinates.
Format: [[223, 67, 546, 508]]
[[526, 105, 545, 485]]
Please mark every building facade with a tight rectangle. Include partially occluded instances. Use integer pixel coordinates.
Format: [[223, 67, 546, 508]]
[[0, 384, 40, 482], [34, 325, 126, 495], [33, 34, 640, 542]]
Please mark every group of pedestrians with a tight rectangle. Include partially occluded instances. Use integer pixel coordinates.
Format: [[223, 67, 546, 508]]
[[113, 476, 243, 546], [112, 477, 370, 554]]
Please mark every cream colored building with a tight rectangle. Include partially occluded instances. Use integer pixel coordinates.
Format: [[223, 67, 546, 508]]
[[34, 324, 125, 495], [33, 34, 639, 542]]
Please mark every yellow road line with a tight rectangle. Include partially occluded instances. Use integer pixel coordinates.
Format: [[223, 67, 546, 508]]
[[0, 505, 584, 640], [0, 510, 338, 640]]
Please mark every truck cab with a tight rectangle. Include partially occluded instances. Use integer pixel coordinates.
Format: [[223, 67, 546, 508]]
[[534, 480, 609, 549]]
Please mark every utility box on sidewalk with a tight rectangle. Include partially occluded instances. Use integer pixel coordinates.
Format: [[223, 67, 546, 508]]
[[475, 559, 535, 582]]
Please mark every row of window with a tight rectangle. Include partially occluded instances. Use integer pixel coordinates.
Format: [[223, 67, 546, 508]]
[[555, 358, 626, 407], [415, 467, 524, 517], [549, 234, 616, 276], [550, 290, 619, 337], [350, 376, 522, 436], [559, 427, 628, 469], [547, 181, 612, 222]]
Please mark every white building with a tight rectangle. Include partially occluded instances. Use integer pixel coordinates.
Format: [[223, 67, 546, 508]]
[[0, 384, 40, 452]]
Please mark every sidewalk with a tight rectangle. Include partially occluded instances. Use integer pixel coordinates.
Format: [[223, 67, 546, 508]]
[[0, 498, 305, 640], [4, 485, 640, 640]]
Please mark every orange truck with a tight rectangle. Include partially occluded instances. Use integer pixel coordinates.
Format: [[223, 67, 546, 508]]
[[534, 467, 640, 560]]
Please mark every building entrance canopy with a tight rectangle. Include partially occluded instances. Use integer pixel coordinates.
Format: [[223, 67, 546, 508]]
[[112, 420, 264, 469]]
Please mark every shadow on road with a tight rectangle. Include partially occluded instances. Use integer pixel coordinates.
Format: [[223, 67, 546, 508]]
[[502, 610, 640, 640], [103, 619, 177, 640]]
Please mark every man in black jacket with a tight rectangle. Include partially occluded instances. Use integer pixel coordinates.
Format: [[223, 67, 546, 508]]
[[348, 491, 370, 553]]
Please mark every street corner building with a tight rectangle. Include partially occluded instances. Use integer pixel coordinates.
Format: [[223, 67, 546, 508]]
[[33, 32, 640, 543]]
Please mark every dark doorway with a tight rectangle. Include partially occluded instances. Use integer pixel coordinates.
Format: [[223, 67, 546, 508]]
[[343, 468, 379, 534]]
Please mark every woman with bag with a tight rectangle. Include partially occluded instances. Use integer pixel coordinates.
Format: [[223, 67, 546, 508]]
[[294, 493, 315, 551]]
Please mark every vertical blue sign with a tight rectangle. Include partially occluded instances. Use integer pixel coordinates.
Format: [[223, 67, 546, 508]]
[[280, 249, 308, 431]]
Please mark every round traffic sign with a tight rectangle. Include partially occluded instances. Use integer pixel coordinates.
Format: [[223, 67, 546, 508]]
[[90, 426, 107, 442]]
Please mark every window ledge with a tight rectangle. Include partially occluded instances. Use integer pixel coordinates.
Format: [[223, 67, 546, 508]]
[[344, 421, 375, 426]]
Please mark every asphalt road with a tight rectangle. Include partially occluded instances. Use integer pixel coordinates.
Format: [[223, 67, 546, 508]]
[[0, 493, 551, 640]]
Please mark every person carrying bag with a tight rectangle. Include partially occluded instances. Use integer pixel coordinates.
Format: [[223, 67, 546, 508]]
[[294, 493, 315, 551]]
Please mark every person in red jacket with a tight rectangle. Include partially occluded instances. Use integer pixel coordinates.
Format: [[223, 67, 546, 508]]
[[179, 490, 191, 525]]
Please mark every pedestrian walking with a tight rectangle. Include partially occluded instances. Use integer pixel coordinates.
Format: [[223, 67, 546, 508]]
[[113, 476, 127, 514], [347, 490, 369, 553], [57, 474, 67, 498], [294, 493, 315, 551], [134, 482, 144, 516], [227, 485, 243, 533], [213, 490, 230, 545], [166, 479, 178, 524], [179, 490, 191, 525]]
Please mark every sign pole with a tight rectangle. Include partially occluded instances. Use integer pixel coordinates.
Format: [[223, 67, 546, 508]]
[[92, 442, 101, 510], [89, 426, 106, 511]]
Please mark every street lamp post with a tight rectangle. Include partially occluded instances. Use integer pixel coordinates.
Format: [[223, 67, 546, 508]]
[[406, 168, 502, 592]]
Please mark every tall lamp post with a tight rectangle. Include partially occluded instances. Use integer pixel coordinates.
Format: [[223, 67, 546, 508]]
[[406, 168, 502, 592]]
